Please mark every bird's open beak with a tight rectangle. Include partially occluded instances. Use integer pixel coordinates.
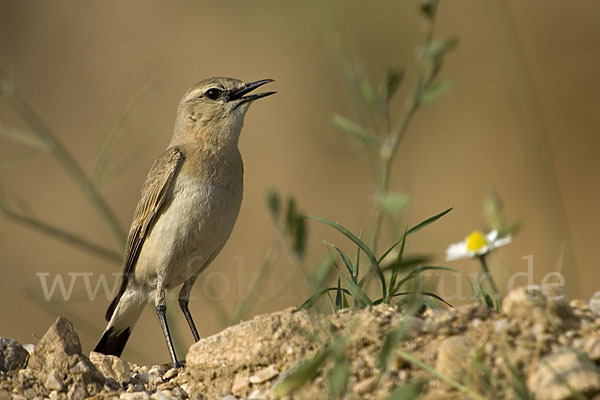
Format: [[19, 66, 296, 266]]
[[229, 79, 276, 105]]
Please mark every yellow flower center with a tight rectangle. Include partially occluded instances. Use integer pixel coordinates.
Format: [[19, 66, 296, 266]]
[[466, 231, 487, 252]]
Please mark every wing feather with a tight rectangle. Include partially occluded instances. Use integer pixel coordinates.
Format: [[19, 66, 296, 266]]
[[105, 147, 185, 321]]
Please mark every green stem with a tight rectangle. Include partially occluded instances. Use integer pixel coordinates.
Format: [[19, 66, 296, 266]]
[[7, 88, 126, 248], [369, 2, 438, 252], [478, 254, 500, 308]]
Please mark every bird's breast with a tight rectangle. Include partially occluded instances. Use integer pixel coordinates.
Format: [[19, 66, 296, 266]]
[[133, 161, 243, 290]]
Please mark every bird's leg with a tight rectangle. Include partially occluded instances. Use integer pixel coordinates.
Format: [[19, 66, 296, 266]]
[[178, 277, 200, 342], [155, 287, 180, 368]]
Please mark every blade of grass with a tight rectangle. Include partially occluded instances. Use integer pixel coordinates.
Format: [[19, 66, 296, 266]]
[[379, 208, 453, 263], [324, 241, 355, 278], [299, 287, 351, 310], [396, 349, 486, 400], [340, 271, 373, 308], [308, 215, 387, 299], [376, 291, 453, 308], [272, 346, 331, 398], [391, 265, 456, 296], [0, 202, 121, 263], [91, 81, 156, 185], [2, 79, 126, 246]]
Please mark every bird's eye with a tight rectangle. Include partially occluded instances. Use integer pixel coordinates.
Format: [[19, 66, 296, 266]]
[[204, 88, 222, 100]]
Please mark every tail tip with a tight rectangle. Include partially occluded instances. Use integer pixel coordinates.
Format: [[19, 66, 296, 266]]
[[93, 326, 131, 357]]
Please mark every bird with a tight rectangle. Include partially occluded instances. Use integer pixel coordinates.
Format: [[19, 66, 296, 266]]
[[93, 77, 275, 367]]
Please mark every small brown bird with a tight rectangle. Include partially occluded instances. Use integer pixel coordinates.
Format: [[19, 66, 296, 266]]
[[94, 77, 275, 367]]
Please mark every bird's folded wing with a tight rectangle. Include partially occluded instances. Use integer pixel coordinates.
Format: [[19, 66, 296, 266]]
[[105, 146, 185, 321]]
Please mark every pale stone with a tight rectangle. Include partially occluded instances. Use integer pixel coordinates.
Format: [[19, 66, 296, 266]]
[[527, 348, 600, 400], [44, 369, 64, 391], [249, 365, 279, 384]]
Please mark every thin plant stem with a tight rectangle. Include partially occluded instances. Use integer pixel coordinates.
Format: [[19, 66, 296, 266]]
[[478, 254, 500, 308], [0, 201, 121, 263], [369, 0, 439, 252], [3, 82, 126, 247]]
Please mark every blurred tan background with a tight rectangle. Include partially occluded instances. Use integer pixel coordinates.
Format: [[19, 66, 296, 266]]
[[1, 0, 599, 364]]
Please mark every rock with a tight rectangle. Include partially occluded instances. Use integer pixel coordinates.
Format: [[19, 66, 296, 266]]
[[44, 369, 64, 391], [353, 376, 377, 395], [589, 291, 600, 316], [89, 352, 131, 384], [184, 308, 330, 396], [527, 348, 600, 400], [152, 391, 175, 400], [249, 365, 279, 384], [400, 316, 424, 338], [104, 378, 122, 392], [66, 380, 87, 400], [573, 336, 600, 361], [435, 335, 474, 383], [22, 344, 35, 355], [422, 309, 456, 334], [120, 392, 151, 400], [27, 317, 82, 371], [162, 368, 178, 381], [231, 372, 250, 397], [502, 286, 576, 330], [0, 338, 29, 372], [247, 389, 264, 399]]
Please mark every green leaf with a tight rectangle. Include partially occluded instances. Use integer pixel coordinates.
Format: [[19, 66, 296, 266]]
[[379, 320, 411, 371], [328, 355, 349, 399], [284, 196, 307, 259], [385, 291, 454, 308], [353, 238, 361, 283], [325, 241, 355, 279], [293, 216, 307, 259], [359, 76, 383, 112], [308, 216, 387, 299], [382, 256, 431, 273], [266, 189, 281, 219], [312, 255, 335, 290], [332, 114, 376, 146], [379, 208, 452, 263], [380, 66, 405, 103], [384, 381, 424, 400], [392, 265, 457, 295], [335, 278, 343, 310], [92, 82, 155, 185], [272, 347, 331, 397], [407, 207, 453, 235], [376, 192, 411, 215], [419, 78, 455, 105], [0, 124, 51, 151], [340, 271, 373, 308], [422, 37, 459, 60], [285, 197, 298, 234], [299, 287, 351, 310], [419, 0, 436, 20]]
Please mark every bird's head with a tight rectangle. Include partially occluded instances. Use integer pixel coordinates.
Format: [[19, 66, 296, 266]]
[[172, 77, 275, 148]]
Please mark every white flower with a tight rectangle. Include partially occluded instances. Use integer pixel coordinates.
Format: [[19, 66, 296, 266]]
[[445, 230, 511, 261]]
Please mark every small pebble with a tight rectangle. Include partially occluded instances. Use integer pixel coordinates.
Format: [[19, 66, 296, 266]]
[[162, 368, 178, 381], [152, 391, 175, 400], [44, 369, 64, 391], [249, 365, 279, 384], [120, 392, 150, 400], [588, 291, 600, 315]]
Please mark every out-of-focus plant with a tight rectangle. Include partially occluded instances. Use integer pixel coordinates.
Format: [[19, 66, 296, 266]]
[[325, 0, 458, 252], [297, 0, 458, 313]]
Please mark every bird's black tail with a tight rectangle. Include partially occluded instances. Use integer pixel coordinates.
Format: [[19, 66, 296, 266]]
[[93, 293, 145, 357], [94, 326, 132, 357]]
